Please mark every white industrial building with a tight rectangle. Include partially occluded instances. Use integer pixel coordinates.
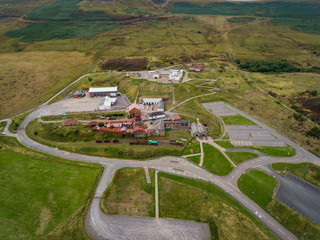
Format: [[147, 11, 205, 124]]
[[98, 96, 117, 110], [148, 69, 183, 83], [89, 87, 118, 97]]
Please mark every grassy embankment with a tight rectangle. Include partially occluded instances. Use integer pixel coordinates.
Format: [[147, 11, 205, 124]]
[[9, 112, 30, 133], [0, 121, 7, 132], [272, 162, 320, 188], [101, 168, 155, 217], [238, 169, 320, 239], [26, 119, 192, 159], [159, 172, 276, 240], [203, 143, 233, 175], [0, 136, 103, 240]]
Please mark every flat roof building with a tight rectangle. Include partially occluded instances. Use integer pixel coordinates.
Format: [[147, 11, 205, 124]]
[[89, 87, 118, 97], [147, 111, 166, 120]]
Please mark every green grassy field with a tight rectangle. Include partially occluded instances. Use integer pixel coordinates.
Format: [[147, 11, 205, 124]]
[[221, 114, 257, 125], [159, 172, 276, 240], [272, 162, 320, 188], [251, 145, 295, 157], [0, 136, 102, 240], [238, 170, 277, 209], [203, 143, 233, 176], [101, 168, 155, 217], [186, 155, 200, 165], [226, 151, 259, 165], [182, 138, 201, 155], [238, 168, 320, 239]]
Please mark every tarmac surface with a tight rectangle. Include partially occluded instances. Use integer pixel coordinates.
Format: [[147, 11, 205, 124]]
[[275, 172, 320, 225]]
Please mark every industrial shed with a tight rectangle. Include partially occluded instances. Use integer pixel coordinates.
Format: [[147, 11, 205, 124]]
[[164, 120, 190, 130], [191, 122, 208, 137], [89, 87, 118, 97]]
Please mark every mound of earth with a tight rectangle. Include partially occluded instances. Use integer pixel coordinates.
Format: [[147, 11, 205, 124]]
[[99, 58, 148, 71]]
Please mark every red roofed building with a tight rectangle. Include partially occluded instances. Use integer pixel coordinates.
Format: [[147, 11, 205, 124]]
[[128, 103, 141, 118], [171, 115, 181, 121], [195, 65, 204, 70]]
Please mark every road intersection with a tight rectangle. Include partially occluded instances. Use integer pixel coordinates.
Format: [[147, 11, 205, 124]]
[[2, 94, 320, 240]]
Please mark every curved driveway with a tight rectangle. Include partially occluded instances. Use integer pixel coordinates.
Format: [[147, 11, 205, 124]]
[[11, 100, 320, 240]]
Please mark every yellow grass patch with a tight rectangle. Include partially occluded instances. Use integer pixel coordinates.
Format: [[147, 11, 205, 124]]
[[0, 51, 92, 118]]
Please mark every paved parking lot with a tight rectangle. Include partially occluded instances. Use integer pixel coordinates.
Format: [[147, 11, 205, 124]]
[[203, 101, 238, 116], [275, 173, 320, 225], [203, 102, 286, 147]]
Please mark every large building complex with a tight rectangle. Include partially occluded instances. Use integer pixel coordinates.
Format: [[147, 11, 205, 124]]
[[148, 69, 183, 83]]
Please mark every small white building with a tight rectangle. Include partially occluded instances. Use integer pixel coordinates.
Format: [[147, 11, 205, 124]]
[[98, 96, 117, 110]]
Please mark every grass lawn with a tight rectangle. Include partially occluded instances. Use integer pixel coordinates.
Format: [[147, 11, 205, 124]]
[[182, 138, 201, 155], [238, 170, 277, 209], [226, 151, 259, 165], [272, 162, 320, 188], [0, 136, 102, 240], [203, 143, 233, 176], [237, 168, 320, 239], [101, 168, 155, 217], [186, 155, 201, 165], [0, 121, 7, 132], [251, 145, 295, 157], [159, 172, 276, 240], [221, 114, 256, 125]]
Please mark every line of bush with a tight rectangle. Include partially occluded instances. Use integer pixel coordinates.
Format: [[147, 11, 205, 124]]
[[237, 59, 320, 73]]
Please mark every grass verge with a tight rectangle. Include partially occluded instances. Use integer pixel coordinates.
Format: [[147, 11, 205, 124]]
[[186, 155, 201, 165], [203, 143, 233, 176], [9, 112, 30, 133], [226, 151, 259, 165], [272, 162, 320, 188], [0, 121, 7, 132]]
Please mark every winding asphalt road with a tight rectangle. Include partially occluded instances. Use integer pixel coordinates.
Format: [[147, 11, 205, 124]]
[[3, 97, 320, 240]]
